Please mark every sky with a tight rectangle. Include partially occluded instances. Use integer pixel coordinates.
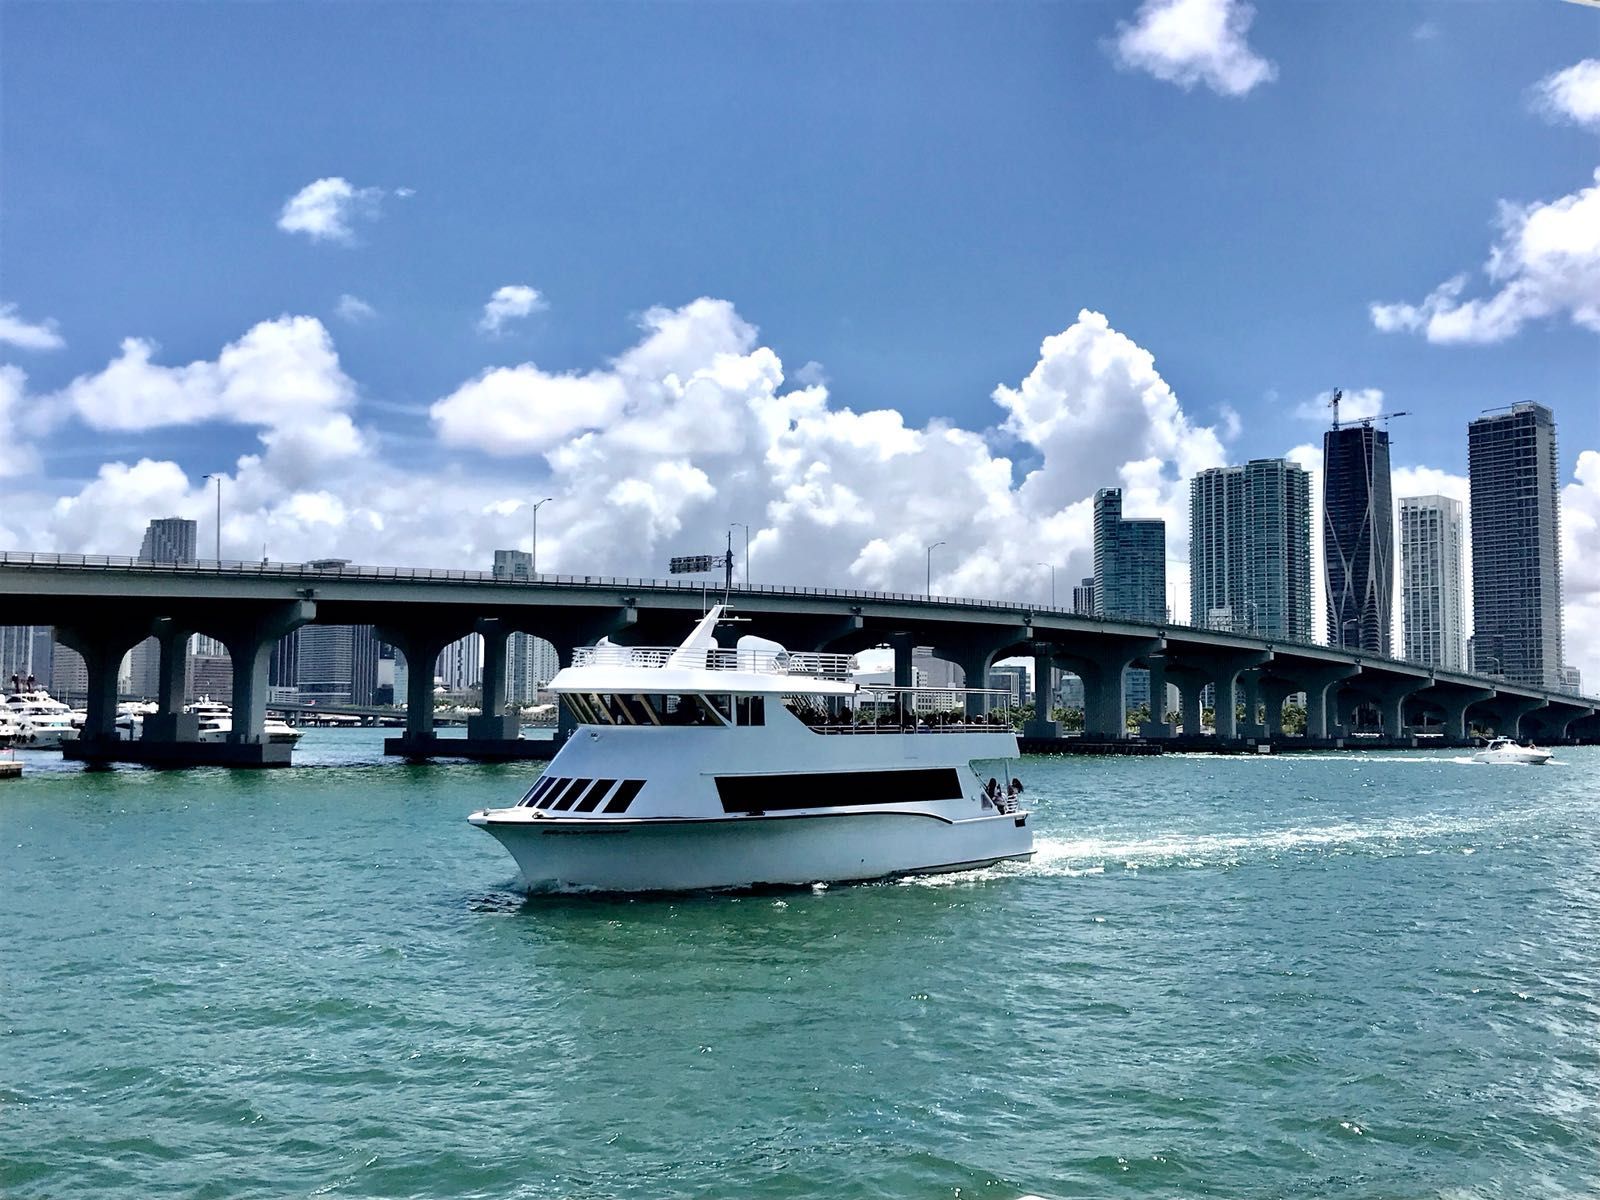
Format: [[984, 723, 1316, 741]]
[[0, 0, 1596, 682]]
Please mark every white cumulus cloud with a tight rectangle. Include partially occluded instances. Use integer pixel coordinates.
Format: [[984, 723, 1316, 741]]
[[478, 285, 548, 335], [1561, 451, 1600, 696], [0, 303, 65, 351], [0, 365, 40, 478], [1110, 0, 1276, 97], [276, 177, 387, 243], [1370, 169, 1600, 343], [1533, 58, 1600, 130]]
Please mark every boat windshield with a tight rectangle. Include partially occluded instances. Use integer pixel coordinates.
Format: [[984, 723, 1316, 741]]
[[563, 693, 762, 728]]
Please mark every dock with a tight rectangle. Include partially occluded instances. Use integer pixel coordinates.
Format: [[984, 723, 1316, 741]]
[[0, 760, 21, 780]]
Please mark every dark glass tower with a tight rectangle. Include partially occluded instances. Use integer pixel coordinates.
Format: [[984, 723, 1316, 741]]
[[1468, 403, 1563, 688], [1323, 423, 1393, 655]]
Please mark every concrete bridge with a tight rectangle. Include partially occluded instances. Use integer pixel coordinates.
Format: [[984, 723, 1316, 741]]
[[0, 551, 1593, 766]]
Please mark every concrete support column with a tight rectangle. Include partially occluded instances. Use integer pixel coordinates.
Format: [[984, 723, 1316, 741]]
[[1293, 665, 1361, 739], [55, 621, 154, 742], [1261, 681, 1294, 739], [890, 633, 915, 690], [468, 619, 519, 741], [1367, 680, 1429, 740], [956, 651, 996, 720], [1025, 653, 1059, 738], [374, 620, 458, 741], [1239, 672, 1263, 737], [142, 619, 200, 742], [220, 602, 315, 744], [1141, 657, 1174, 738], [1213, 672, 1243, 739], [1335, 689, 1361, 736], [1058, 640, 1161, 741], [1482, 696, 1547, 740]]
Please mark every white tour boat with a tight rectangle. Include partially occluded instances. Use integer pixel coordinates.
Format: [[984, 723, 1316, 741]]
[[470, 606, 1034, 892], [3, 687, 80, 749], [1471, 736, 1553, 766]]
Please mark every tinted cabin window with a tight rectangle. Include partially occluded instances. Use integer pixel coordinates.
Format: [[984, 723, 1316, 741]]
[[603, 779, 646, 813], [714, 768, 963, 813], [524, 776, 559, 806], [550, 779, 588, 811], [736, 696, 765, 726], [533, 778, 566, 808], [574, 779, 615, 812]]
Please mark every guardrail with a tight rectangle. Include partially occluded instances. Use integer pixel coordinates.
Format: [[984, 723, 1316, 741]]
[[571, 644, 856, 679], [0, 550, 1590, 704]]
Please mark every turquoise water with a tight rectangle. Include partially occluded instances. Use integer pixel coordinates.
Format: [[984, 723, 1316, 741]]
[[4, 733, 1599, 1198]]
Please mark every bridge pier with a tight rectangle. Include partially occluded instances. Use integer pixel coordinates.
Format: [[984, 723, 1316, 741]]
[[1237, 671, 1264, 738], [1475, 693, 1547, 740], [1292, 664, 1361, 739], [1057, 639, 1161, 741], [1362, 678, 1429, 742], [467, 619, 520, 741], [55, 618, 153, 745], [140, 619, 200, 743], [1025, 653, 1059, 738]]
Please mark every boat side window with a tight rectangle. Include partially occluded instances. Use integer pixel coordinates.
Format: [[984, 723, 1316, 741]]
[[699, 694, 733, 726], [603, 779, 646, 813], [736, 696, 765, 726], [549, 779, 588, 811], [523, 776, 560, 806], [573, 779, 616, 812]]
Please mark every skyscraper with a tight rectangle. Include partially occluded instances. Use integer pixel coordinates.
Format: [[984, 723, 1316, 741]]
[[1469, 402, 1564, 687], [1323, 422, 1394, 654], [1, 625, 35, 687], [1092, 488, 1166, 623], [1189, 458, 1312, 639], [138, 517, 198, 565], [1399, 495, 1466, 670]]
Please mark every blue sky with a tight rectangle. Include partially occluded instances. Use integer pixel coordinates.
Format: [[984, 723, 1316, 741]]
[[1, 0, 1596, 673]]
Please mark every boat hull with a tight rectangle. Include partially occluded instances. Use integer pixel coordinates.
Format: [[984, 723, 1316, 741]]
[[1472, 749, 1552, 765], [472, 809, 1033, 893]]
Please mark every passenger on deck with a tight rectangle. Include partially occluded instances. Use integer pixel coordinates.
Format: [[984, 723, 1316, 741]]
[[983, 777, 1000, 808]]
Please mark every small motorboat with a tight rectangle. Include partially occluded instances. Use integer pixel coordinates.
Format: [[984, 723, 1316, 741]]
[[1472, 736, 1553, 765]]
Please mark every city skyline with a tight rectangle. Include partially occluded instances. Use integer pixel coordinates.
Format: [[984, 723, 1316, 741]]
[[0, 4, 1593, 683]]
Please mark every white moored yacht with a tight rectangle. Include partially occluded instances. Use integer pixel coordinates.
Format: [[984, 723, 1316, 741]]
[[470, 606, 1034, 892], [4, 685, 79, 749], [1471, 736, 1553, 765]]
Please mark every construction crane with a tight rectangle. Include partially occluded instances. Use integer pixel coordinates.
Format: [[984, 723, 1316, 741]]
[[1328, 388, 1409, 429]]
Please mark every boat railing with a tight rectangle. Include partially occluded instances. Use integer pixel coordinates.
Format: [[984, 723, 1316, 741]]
[[571, 644, 856, 680]]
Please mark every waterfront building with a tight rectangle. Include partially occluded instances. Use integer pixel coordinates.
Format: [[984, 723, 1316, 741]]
[[1, 625, 36, 685], [1071, 577, 1096, 617], [1399, 495, 1466, 670], [1323, 422, 1394, 654], [436, 635, 480, 694], [988, 664, 1028, 707], [268, 629, 300, 702], [1189, 458, 1313, 639], [1468, 403, 1565, 688], [1092, 488, 1166, 623], [1560, 665, 1582, 696]]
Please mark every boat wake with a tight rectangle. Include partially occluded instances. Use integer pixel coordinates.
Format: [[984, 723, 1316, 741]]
[[1015, 813, 1495, 876]]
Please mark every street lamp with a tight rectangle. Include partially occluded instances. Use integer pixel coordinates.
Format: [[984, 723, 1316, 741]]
[[730, 523, 750, 584], [530, 497, 554, 576], [205, 473, 224, 562], [1036, 563, 1056, 608], [925, 541, 945, 598], [1340, 617, 1360, 650]]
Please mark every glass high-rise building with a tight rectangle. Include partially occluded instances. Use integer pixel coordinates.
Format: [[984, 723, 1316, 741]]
[[1189, 458, 1312, 639], [1071, 577, 1095, 616], [1092, 488, 1166, 623], [1399, 495, 1466, 670], [1323, 423, 1394, 654], [1468, 402, 1564, 687]]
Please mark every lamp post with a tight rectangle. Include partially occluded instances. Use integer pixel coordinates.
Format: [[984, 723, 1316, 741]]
[[205, 473, 223, 561], [925, 540, 945, 598], [730, 523, 750, 584], [1340, 617, 1360, 650], [530, 497, 554, 576], [1037, 562, 1056, 608]]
